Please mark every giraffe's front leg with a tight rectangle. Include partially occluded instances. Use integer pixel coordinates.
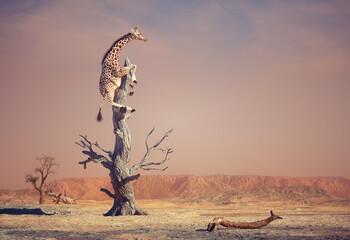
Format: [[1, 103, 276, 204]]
[[118, 64, 137, 83], [130, 65, 137, 84], [128, 65, 137, 96]]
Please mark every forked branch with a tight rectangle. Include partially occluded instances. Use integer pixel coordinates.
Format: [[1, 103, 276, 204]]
[[130, 128, 173, 173], [75, 135, 112, 169], [94, 141, 113, 159]]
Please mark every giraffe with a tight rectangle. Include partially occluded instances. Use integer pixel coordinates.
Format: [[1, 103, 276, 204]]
[[97, 27, 147, 121]]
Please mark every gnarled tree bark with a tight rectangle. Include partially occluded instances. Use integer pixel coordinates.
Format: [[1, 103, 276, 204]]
[[76, 58, 173, 216]]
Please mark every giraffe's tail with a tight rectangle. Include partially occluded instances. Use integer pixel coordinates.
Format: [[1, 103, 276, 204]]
[[97, 98, 105, 122], [97, 107, 103, 121]]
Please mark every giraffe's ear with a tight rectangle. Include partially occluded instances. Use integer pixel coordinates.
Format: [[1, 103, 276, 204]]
[[130, 27, 138, 35]]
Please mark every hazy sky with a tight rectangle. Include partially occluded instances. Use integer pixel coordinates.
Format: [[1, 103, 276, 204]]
[[1, 0, 349, 189]]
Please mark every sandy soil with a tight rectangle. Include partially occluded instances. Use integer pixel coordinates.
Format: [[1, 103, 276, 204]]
[[1, 199, 350, 239]]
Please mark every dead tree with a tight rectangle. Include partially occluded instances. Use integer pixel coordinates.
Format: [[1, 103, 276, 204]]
[[25, 155, 58, 204], [76, 58, 173, 216], [207, 210, 282, 232]]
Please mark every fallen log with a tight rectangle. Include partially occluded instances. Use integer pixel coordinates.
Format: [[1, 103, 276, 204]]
[[45, 190, 76, 204], [207, 210, 282, 232]]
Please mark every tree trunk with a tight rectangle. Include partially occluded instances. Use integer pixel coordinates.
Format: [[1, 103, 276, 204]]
[[104, 58, 148, 216], [39, 189, 45, 204], [103, 158, 148, 216]]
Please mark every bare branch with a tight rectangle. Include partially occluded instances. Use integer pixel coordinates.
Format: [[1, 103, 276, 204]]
[[27, 156, 58, 187], [147, 129, 172, 150], [78, 157, 112, 169], [94, 141, 113, 158], [139, 148, 173, 171], [75, 140, 86, 148], [141, 166, 169, 171], [82, 150, 105, 160], [130, 129, 173, 173], [76, 135, 112, 169], [100, 188, 115, 199], [122, 174, 140, 184], [25, 174, 39, 190], [145, 128, 155, 150]]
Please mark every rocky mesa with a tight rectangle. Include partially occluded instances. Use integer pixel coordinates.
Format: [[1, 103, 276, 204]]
[[12, 175, 350, 202]]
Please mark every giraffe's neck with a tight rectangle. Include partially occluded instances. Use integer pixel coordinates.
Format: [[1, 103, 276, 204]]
[[102, 33, 136, 67]]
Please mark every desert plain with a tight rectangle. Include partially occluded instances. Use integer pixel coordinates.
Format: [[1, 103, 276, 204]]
[[1, 175, 350, 239]]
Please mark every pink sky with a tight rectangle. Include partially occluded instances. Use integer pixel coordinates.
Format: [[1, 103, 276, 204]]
[[0, 0, 349, 190]]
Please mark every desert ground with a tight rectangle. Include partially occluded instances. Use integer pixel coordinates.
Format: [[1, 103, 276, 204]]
[[1, 198, 350, 240]]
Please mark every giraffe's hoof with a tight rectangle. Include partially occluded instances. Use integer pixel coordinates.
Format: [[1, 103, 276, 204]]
[[133, 80, 138, 84], [120, 106, 127, 113], [129, 92, 134, 96], [131, 109, 136, 113], [129, 84, 134, 89]]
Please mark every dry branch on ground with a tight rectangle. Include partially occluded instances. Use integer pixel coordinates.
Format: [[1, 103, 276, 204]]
[[45, 190, 76, 204], [207, 210, 282, 232]]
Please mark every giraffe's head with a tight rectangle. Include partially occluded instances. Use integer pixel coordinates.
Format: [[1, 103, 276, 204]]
[[130, 27, 147, 42]]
